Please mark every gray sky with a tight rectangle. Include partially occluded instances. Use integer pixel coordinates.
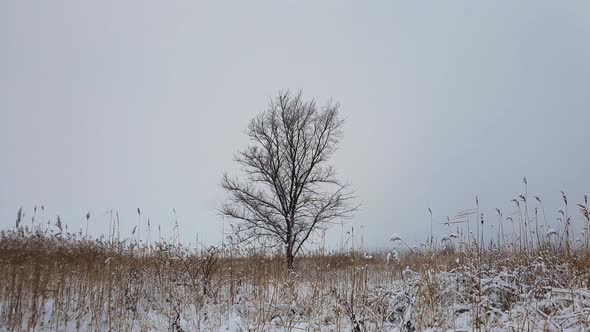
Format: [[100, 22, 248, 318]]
[[1, 1, 589, 249]]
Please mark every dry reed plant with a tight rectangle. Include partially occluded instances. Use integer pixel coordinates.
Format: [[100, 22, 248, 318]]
[[1, 186, 590, 331]]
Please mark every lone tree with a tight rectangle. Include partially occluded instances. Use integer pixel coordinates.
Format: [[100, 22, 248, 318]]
[[221, 91, 357, 271]]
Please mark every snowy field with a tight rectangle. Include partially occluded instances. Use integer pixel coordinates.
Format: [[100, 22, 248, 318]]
[[3, 268, 590, 331], [1, 231, 590, 331], [7, 268, 590, 331]]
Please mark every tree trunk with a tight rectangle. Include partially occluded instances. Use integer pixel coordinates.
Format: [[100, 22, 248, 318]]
[[286, 247, 294, 272], [285, 246, 296, 300]]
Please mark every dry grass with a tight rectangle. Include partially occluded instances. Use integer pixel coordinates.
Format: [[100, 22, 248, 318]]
[[0, 229, 401, 331], [1, 228, 590, 331], [2, 187, 590, 331]]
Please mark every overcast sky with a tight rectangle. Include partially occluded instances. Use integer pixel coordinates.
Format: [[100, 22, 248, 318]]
[[1, 1, 589, 250]]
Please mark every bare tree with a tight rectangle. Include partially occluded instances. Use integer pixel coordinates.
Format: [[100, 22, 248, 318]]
[[220, 91, 358, 271]]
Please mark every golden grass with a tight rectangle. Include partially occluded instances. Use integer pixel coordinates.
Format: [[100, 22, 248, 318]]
[[1, 228, 590, 330]]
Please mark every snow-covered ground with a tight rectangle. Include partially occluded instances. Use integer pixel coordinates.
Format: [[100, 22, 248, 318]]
[[2, 259, 590, 331], [2, 230, 590, 331]]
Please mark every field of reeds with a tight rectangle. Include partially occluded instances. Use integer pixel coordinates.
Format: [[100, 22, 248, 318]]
[[2, 189, 590, 331]]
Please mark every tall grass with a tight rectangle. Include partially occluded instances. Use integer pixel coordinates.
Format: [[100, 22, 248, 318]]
[[1, 186, 590, 330]]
